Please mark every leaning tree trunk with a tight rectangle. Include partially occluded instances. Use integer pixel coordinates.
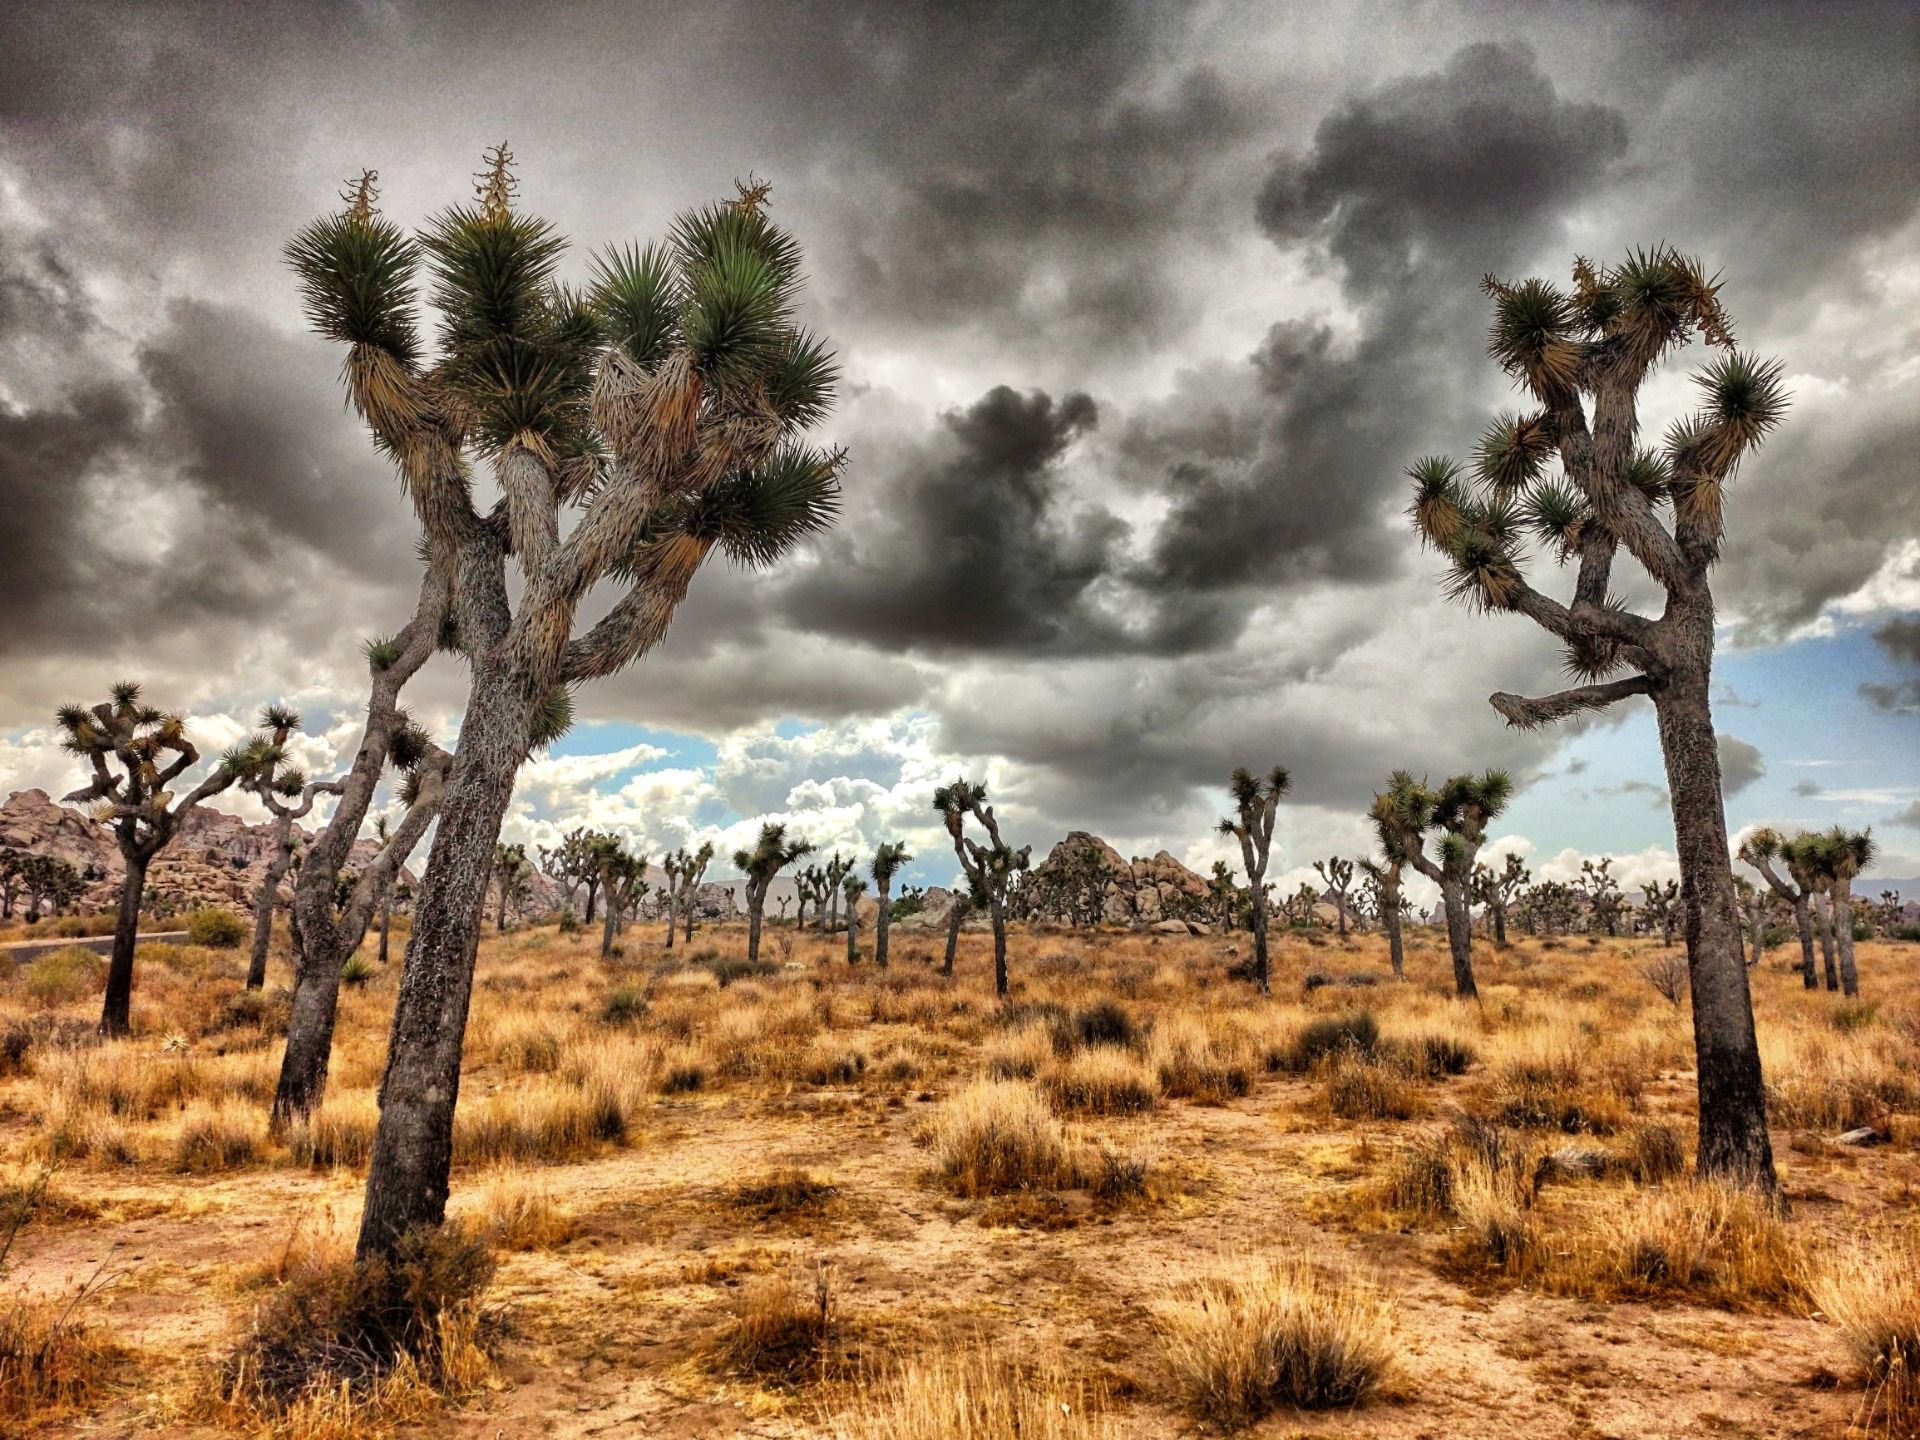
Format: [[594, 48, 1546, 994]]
[[100, 848, 151, 1038], [846, 907, 857, 965], [989, 898, 1008, 998], [1814, 896, 1839, 991], [682, 893, 695, 943], [583, 879, 598, 927], [943, 898, 966, 978], [379, 893, 393, 965], [246, 823, 295, 991], [1382, 883, 1405, 979], [663, 891, 676, 950], [600, 894, 619, 958], [1491, 903, 1507, 946], [357, 674, 524, 1263], [745, 892, 764, 965], [496, 881, 508, 932], [1440, 879, 1477, 1000], [1249, 896, 1270, 996], [1653, 664, 1776, 1194], [1747, 904, 1765, 969], [1833, 884, 1860, 998], [875, 883, 891, 969], [1792, 898, 1815, 989]]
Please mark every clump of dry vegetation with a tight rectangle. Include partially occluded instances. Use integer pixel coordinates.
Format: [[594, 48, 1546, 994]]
[[832, 1349, 1113, 1439], [1155, 1252, 1397, 1427]]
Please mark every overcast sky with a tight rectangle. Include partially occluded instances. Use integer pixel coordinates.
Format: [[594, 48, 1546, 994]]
[[2, 0, 1916, 896]]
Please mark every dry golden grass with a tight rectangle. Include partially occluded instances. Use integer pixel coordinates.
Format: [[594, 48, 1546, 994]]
[[0, 915, 1914, 1436], [1155, 1252, 1398, 1427]]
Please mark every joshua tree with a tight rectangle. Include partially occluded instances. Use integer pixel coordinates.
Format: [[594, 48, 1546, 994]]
[[595, 838, 648, 959], [491, 843, 529, 931], [1575, 858, 1627, 937], [294, 155, 845, 1260], [1734, 876, 1768, 968], [1372, 769, 1511, 999], [1738, 829, 1816, 986], [231, 704, 336, 991], [1313, 856, 1355, 937], [541, 827, 605, 922], [660, 844, 712, 949], [933, 780, 1030, 998], [1217, 766, 1290, 995], [1207, 861, 1239, 933], [57, 684, 244, 1036], [1809, 827, 1874, 998], [677, 841, 714, 943], [792, 864, 818, 929], [0, 849, 22, 920], [1358, 857, 1406, 978], [942, 889, 972, 978], [377, 830, 405, 966], [17, 854, 83, 923], [870, 840, 911, 969], [842, 873, 866, 964], [1642, 878, 1683, 948], [1520, 879, 1581, 937], [734, 823, 813, 966], [821, 852, 853, 933], [1407, 247, 1787, 1189], [1471, 852, 1530, 945]]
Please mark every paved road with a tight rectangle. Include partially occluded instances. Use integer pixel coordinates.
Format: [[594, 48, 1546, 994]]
[[0, 930, 191, 963]]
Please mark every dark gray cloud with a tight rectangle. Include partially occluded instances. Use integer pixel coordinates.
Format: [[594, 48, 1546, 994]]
[[1889, 801, 1920, 829], [1876, 616, 1920, 667], [1861, 681, 1920, 714], [1717, 733, 1765, 798]]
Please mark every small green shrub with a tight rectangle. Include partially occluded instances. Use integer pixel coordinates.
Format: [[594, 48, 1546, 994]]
[[185, 907, 247, 949], [22, 947, 102, 1007], [1279, 1011, 1379, 1072], [600, 984, 648, 1026], [341, 954, 377, 988]]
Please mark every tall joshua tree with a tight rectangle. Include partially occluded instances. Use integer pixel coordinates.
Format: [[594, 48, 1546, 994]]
[[1207, 861, 1239, 933], [1407, 247, 1787, 1190], [1738, 829, 1816, 987], [1812, 827, 1873, 998], [58, 684, 243, 1037], [822, 851, 852, 933], [678, 841, 714, 943], [595, 839, 648, 959], [660, 847, 687, 948], [1313, 856, 1355, 937], [542, 827, 605, 922], [734, 823, 813, 966], [292, 157, 844, 1261], [1577, 857, 1627, 936], [1217, 766, 1290, 995], [1471, 852, 1530, 945], [1642, 878, 1683, 948], [942, 888, 973, 978], [870, 840, 911, 969], [842, 873, 866, 964], [231, 704, 336, 991], [492, 843, 529, 931], [273, 577, 452, 1129], [934, 780, 1030, 998], [1358, 857, 1406, 978], [1372, 769, 1511, 1000]]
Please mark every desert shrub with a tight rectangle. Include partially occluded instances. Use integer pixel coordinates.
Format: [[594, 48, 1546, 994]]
[[453, 1078, 626, 1165], [930, 1079, 1071, 1197], [1584, 1179, 1802, 1306], [732, 1168, 837, 1219], [599, 984, 648, 1026], [1493, 1050, 1625, 1135], [494, 1023, 562, 1075], [0, 1024, 31, 1077], [40, 1044, 204, 1120], [699, 954, 774, 988], [1067, 1001, 1136, 1051], [708, 1264, 833, 1387], [1813, 1233, 1920, 1434], [223, 1224, 493, 1409], [1620, 1119, 1687, 1183], [340, 954, 377, 988], [1323, 1052, 1422, 1121], [1832, 1001, 1879, 1034], [1087, 1137, 1154, 1205], [22, 948, 101, 1008], [1451, 1159, 1543, 1277], [1641, 951, 1689, 1006], [1156, 1254, 1396, 1427], [832, 1349, 1114, 1439], [1150, 1019, 1254, 1102], [0, 1288, 125, 1424], [1394, 1030, 1477, 1079], [1382, 1135, 1455, 1216], [984, 1022, 1055, 1081], [186, 906, 247, 949], [1045, 1046, 1158, 1115], [173, 1102, 264, 1173], [660, 1049, 707, 1094], [469, 1170, 575, 1252], [1278, 1011, 1379, 1073], [284, 1096, 380, 1170], [215, 986, 290, 1034]]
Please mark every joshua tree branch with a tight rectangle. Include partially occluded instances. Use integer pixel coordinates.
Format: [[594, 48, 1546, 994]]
[[1490, 674, 1655, 729], [1551, 389, 1691, 590]]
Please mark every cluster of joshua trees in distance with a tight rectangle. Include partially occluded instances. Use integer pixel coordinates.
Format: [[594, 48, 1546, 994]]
[[32, 150, 1907, 1316]]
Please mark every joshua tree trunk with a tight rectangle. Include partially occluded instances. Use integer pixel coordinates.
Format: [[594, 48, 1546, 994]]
[[1814, 896, 1839, 991], [846, 907, 858, 965], [989, 898, 1008, 998], [379, 893, 393, 965], [584, 879, 599, 927], [683, 896, 696, 943], [1833, 883, 1860, 998], [746, 891, 765, 965], [875, 882, 892, 968], [100, 850, 150, 1038], [1747, 903, 1765, 968], [601, 897, 619, 958], [1490, 903, 1506, 946], [496, 882, 508, 932], [663, 890, 677, 950], [1249, 897, 1270, 996], [1439, 879, 1477, 1000], [247, 817, 295, 990], [943, 897, 967, 977], [1381, 876, 1405, 979], [1653, 668, 1776, 1192], [1792, 899, 1815, 989], [358, 669, 525, 1262]]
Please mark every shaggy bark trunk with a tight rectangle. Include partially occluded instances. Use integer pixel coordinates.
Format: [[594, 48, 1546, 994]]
[[496, 881, 508, 932], [1491, 904, 1507, 946], [600, 896, 618, 958], [100, 850, 150, 1038], [584, 879, 598, 926], [1249, 895, 1270, 996], [356, 668, 525, 1263], [1440, 879, 1477, 1000], [1834, 883, 1859, 998], [663, 891, 677, 950], [1814, 897, 1839, 991], [682, 894, 695, 943], [746, 893, 764, 965], [379, 895, 392, 965], [1383, 879, 1405, 979], [1792, 899, 1815, 989], [246, 818, 295, 990], [943, 899, 965, 977], [1747, 904, 1765, 968], [846, 908, 857, 965], [875, 883, 891, 969], [990, 898, 1008, 998], [1653, 663, 1777, 1194]]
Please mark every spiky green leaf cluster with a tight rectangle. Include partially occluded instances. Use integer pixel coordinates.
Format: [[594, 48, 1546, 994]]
[[285, 213, 421, 364]]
